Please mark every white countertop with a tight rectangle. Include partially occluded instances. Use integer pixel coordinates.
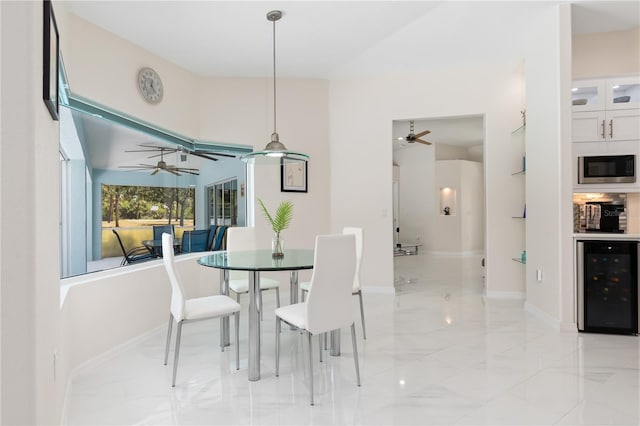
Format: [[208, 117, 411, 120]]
[[573, 233, 640, 240]]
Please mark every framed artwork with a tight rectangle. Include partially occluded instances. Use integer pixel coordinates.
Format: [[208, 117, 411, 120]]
[[43, 0, 59, 121], [281, 158, 308, 193]]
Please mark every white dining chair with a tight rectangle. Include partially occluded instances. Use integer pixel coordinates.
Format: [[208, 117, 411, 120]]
[[275, 234, 361, 406], [161, 233, 241, 387], [300, 227, 366, 339], [226, 227, 281, 320]]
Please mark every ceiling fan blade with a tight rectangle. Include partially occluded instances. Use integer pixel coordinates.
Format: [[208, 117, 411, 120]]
[[188, 151, 219, 161], [166, 169, 181, 176], [414, 129, 431, 138], [415, 138, 432, 145], [197, 150, 236, 158], [118, 164, 155, 169], [150, 169, 160, 176], [176, 169, 200, 175]]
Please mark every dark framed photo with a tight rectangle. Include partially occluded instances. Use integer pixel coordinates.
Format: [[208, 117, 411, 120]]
[[281, 158, 308, 193], [43, 0, 59, 121]]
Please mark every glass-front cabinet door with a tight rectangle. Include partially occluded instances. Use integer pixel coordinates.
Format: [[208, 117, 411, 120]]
[[572, 79, 604, 112], [606, 76, 640, 110]]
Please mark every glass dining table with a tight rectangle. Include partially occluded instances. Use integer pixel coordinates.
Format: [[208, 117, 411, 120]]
[[198, 249, 314, 381]]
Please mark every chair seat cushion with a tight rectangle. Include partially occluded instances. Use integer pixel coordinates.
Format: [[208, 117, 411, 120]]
[[229, 277, 280, 294], [275, 303, 306, 330], [184, 295, 240, 321]]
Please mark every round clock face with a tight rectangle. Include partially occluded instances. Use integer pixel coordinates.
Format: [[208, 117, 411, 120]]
[[138, 67, 164, 104]]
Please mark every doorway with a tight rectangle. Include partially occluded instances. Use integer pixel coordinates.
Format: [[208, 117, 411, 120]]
[[392, 115, 485, 280]]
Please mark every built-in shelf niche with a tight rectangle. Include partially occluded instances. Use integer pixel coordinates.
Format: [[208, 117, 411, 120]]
[[440, 187, 456, 216]]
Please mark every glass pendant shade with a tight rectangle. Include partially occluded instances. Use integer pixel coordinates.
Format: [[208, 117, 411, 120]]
[[241, 132, 309, 163], [240, 10, 309, 164]]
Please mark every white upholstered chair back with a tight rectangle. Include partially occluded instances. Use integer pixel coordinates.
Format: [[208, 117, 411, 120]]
[[342, 227, 363, 292], [226, 227, 258, 280], [305, 234, 356, 335], [162, 233, 186, 322]]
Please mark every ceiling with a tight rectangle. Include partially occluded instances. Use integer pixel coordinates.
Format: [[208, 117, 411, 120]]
[[66, 1, 640, 80], [63, 1, 638, 165]]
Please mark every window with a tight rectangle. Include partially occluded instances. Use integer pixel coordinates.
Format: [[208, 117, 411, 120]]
[[207, 179, 240, 226]]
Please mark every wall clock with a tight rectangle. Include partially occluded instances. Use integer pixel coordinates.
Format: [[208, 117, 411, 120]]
[[137, 67, 163, 104]]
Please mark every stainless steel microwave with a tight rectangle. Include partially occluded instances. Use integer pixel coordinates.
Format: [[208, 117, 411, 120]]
[[578, 154, 636, 184]]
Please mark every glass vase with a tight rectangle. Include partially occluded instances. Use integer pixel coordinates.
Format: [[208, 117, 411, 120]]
[[272, 233, 284, 258]]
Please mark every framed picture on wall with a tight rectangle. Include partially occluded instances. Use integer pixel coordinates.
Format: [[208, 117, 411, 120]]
[[43, 0, 59, 121], [281, 158, 308, 193]]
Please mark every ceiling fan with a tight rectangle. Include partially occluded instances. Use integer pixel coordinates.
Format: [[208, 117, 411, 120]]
[[119, 147, 200, 176], [396, 121, 432, 145], [125, 144, 237, 162]]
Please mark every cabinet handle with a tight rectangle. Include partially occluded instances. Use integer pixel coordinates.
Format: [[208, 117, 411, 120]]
[[601, 120, 605, 139], [609, 119, 613, 139]]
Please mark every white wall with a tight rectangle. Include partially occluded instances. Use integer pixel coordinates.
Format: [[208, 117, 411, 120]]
[[394, 144, 435, 247], [572, 28, 640, 79], [435, 144, 483, 162], [430, 160, 484, 254], [330, 64, 525, 294], [523, 4, 573, 327], [1, 2, 59, 424]]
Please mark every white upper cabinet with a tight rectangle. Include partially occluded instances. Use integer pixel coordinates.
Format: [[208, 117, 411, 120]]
[[573, 76, 640, 112], [572, 79, 605, 112], [572, 76, 640, 143], [606, 76, 640, 110]]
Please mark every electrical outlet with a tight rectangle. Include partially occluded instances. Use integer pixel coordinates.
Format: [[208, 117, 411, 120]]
[[536, 269, 543, 282]]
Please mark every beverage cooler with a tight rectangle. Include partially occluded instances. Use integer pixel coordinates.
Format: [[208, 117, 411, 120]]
[[577, 240, 639, 335]]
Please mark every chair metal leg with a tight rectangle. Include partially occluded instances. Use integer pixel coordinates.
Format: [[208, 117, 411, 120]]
[[319, 334, 323, 362], [259, 288, 264, 321], [275, 317, 281, 377], [172, 321, 183, 387], [234, 312, 240, 370], [324, 332, 328, 350], [351, 323, 361, 387], [307, 331, 314, 406], [236, 293, 240, 303], [301, 288, 307, 302], [357, 291, 367, 339], [275, 287, 281, 308], [164, 313, 173, 365]]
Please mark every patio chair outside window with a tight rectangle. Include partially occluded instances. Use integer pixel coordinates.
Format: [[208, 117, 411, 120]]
[[112, 229, 154, 266]]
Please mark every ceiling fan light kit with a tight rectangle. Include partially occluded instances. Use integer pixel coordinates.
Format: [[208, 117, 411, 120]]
[[241, 10, 309, 164], [396, 120, 433, 146]]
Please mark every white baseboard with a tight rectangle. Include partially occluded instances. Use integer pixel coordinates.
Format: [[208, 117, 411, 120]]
[[484, 291, 525, 300], [524, 301, 561, 331], [560, 321, 578, 332]]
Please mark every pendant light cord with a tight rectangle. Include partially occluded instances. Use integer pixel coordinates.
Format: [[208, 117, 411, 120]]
[[272, 17, 277, 135]]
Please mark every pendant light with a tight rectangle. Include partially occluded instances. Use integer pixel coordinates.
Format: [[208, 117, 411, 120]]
[[241, 10, 309, 163]]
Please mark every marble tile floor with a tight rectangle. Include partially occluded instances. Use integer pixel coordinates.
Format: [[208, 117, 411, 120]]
[[64, 253, 640, 425]]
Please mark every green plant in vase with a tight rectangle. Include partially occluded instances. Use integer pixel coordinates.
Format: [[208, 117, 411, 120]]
[[258, 199, 294, 258]]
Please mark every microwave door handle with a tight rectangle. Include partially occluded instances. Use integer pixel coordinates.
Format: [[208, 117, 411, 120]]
[[601, 120, 605, 139], [608, 119, 613, 139]]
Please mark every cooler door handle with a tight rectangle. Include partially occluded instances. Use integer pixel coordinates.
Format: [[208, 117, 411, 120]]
[[577, 241, 585, 330]]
